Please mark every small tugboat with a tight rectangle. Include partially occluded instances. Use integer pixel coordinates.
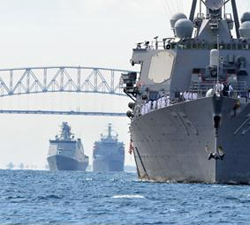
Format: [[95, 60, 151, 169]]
[[47, 122, 89, 171]]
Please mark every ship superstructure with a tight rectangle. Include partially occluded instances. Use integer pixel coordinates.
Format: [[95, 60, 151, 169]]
[[92, 124, 125, 172], [122, 0, 250, 184], [47, 122, 89, 171]]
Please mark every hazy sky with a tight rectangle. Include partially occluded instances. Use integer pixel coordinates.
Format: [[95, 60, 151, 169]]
[[0, 0, 248, 169]]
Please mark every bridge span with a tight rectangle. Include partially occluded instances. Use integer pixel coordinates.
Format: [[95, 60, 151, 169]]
[[0, 66, 133, 97], [0, 66, 134, 116]]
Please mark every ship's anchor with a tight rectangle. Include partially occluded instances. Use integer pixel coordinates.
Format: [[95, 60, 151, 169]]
[[206, 126, 225, 160], [207, 145, 225, 160]]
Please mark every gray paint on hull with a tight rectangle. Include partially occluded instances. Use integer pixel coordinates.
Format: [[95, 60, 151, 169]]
[[131, 97, 250, 184], [47, 155, 88, 171], [93, 157, 124, 172]]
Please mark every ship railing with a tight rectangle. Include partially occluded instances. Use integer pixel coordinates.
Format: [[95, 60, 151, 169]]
[[135, 81, 249, 118], [134, 39, 250, 51], [189, 81, 248, 99], [134, 38, 174, 50]]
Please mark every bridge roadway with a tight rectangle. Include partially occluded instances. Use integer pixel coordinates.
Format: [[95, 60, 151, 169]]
[[0, 109, 126, 117]]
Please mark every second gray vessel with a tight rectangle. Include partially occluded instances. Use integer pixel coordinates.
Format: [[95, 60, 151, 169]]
[[92, 124, 125, 172], [47, 122, 89, 171]]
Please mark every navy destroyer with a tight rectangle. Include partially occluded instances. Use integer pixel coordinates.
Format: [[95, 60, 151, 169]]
[[122, 0, 250, 184], [47, 122, 89, 171], [92, 124, 125, 172]]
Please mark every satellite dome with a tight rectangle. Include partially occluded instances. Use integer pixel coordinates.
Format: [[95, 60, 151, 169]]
[[174, 19, 193, 38], [241, 12, 250, 23], [239, 21, 250, 39], [170, 13, 187, 29]]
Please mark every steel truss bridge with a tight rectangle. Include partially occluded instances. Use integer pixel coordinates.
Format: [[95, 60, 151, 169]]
[[0, 66, 133, 116]]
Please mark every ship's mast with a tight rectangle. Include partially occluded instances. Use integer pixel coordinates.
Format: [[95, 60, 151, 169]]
[[189, 0, 197, 21], [61, 122, 72, 140], [216, 34, 220, 84], [190, 0, 240, 38], [108, 123, 112, 137], [231, 0, 240, 38]]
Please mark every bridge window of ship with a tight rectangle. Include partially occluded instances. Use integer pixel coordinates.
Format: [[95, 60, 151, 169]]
[[219, 44, 225, 49], [196, 43, 202, 49], [170, 43, 176, 49], [227, 44, 232, 50], [232, 44, 237, 50], [161, 41, 250, 51], [243, 44, 249, 50]]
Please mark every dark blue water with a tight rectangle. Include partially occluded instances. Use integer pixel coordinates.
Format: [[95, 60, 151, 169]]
[[1, 170, 250, 225]]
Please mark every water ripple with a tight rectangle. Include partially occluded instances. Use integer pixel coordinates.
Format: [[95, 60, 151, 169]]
[[1, 170, 250, 224]]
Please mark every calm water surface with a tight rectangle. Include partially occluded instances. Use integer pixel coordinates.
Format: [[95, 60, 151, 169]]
[[1, 170, 250, 224]]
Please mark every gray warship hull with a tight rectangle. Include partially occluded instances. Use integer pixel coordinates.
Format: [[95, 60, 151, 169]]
[[92, 123, 125, 172], [47, 122, 89, 171], [47, 155, 88, 171], [122, 0, 250, 184], [93, 156, 124, 172], [131, 96, 250, 184]]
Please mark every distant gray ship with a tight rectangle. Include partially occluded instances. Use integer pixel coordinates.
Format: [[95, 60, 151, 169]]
[[122, 0, 250, 184], [92, 124, 125, 172], [47, 122, 89, 171]]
